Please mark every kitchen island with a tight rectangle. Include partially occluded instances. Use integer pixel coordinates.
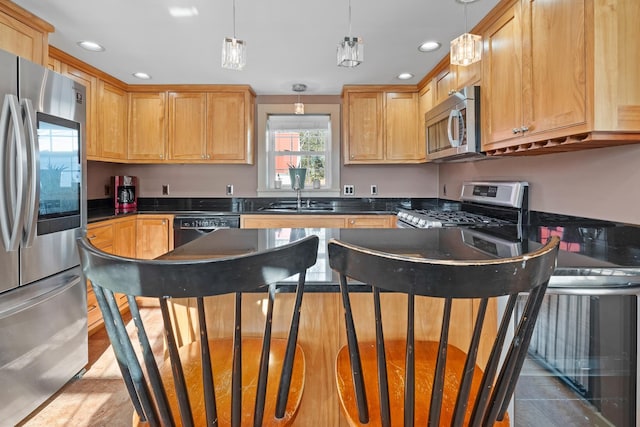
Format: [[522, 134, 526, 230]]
[[158, 226, 640, 426]]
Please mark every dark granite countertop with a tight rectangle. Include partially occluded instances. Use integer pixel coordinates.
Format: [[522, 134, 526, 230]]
[[159, 226, 640, 294], [87, 197, 440, 223]]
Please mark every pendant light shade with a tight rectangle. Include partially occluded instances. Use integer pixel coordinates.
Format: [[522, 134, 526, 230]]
[[450, 0, 482, 67], [337, 37, 363, 67], [222, 37, 246, 70], [292, 83, 306, 115], [337, 0, 363, 67], [221, 0, 246, 70], [450, 32, 481, 66]]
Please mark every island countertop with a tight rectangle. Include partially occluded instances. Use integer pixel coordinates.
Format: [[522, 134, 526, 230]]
[[160, 226, 640, 294]]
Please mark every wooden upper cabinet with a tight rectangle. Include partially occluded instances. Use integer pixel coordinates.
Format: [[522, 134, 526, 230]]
[[385, 92, 422, 162], [166, 88, 254, 164], [482, 2, 524, 146], [61, 63, 98, 158], [168, 92, 207, 160], [343, 87, 424, 164], [128, 92, 167, 161], [344, 91, 384, 162], [0, 2, 52, 65], [434, 68, 456, 105], [98, 80, 128, 161], [206, 91, 253, 163], [418, 81, 434, 156], [481, 0, 640, 154]]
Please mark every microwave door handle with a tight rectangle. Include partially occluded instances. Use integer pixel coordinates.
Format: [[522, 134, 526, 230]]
[[0, 94, 28, 251], [447, 109, 461, 147], [21, 99, 39, 247]]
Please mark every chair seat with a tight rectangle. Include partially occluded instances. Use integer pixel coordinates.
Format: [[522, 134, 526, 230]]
[[135, 337, 305, 427], [336, 340, 509, 427]]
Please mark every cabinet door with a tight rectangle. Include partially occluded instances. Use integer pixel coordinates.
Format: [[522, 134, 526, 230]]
[[418, 82, 434, 156], [344, 92, 384, 163], [168, 92, 207, 160], [137, 216, 172, 260], [240, 215, 347, 229], [98, 81, 128, 160], [346, 215, 394, 228], [206, 92, 251, 163], [128, 92, 167, 161], [62, 64, 98, 158], [434, 68, 456, 104], [523, 0, 587, 137], [385, 92, 423, 162], [0, 7, 49, 65], [86, 222, 113, 252], [481, 2, 524, 147], [113, 218, 137, 258], [454, 60, 482, 90]]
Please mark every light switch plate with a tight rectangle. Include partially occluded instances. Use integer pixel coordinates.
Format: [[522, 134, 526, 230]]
[[226, 184, 234, 196]]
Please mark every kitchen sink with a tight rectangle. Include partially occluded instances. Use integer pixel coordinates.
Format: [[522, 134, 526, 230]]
[[258, 201, 335, 212], [258, 206, 334, 213]]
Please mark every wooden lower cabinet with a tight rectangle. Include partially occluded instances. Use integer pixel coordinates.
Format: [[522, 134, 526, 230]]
[[86, 216, 137, 335], [240, 214, 396, 229], [86, 214, 174, 334], [136, 214, 174, 260]]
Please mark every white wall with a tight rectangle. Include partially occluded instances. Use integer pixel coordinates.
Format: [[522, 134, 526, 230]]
[[438, 144, 640, 225]]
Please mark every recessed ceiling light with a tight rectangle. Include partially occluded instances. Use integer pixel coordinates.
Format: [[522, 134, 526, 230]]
[[133, 72, 151, 80], [169, 6, 199, 17], [418, 41, 441, 52], [455, 0, 479, 3], [77, 41, 105, 52], [397, 73, 414, 80]]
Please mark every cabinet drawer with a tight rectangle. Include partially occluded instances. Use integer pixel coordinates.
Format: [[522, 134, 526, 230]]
[[86, 224, 113, 250]]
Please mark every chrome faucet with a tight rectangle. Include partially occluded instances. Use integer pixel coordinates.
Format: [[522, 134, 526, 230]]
[[293, 174, 302, 209]]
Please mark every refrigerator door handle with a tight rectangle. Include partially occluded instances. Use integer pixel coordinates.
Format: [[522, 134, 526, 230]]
[[21, 98, 39, 248], [0, 94, 28, 251]]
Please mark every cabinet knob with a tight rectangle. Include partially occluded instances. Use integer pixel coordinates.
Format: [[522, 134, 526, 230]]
[[201, 154, 206, 159], [520, 126, 529, 133], [512, 128, 521, 134], [159, 154, 164, 159], [206, 154, 211, 159], [162, 220, 166, 225], [448, 90, 456, 95]]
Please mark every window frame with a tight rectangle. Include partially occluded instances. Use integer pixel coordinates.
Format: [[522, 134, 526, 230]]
[[257, 104, 341, 197]]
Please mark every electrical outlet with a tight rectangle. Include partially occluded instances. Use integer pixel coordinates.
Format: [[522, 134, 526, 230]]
[[104, 184, 110, 196], [162, 184, 169, 195], [370, 184, 378, 195], [343, 184, 355, 196], [226, 184, 234, 196]]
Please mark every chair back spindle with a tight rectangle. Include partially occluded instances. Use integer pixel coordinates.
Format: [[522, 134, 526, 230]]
[[78, 234, 319, 427], [329, 236, 560, 426]]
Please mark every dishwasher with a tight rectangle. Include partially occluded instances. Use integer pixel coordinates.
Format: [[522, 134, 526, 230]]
[[173, 214, 240, 248]]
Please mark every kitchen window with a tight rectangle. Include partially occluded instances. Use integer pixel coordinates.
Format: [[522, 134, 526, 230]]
[[257, 104, 341, 197]]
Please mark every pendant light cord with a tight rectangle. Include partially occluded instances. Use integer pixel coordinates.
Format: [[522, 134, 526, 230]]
[[348, 0, 352, 38], [233, 0, 237, 39]]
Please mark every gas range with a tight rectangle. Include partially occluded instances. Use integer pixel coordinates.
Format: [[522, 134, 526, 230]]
[[397, 181, 529, 231]]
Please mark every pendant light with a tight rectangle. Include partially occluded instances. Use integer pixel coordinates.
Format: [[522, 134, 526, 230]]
[[450, 0, 482, 66], [337, 0, 363, 67], [221, 0, 246, 70], [292, 84, 306, 115]]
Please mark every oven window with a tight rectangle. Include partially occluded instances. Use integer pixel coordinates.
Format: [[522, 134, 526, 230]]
[[37, 113, 81, 234]]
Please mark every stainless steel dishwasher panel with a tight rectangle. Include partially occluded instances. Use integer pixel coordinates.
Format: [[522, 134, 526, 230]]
[[173, 215, 240, 248]]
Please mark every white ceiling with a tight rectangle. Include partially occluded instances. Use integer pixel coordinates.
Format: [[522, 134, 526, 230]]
[[13, 0, 499, 95]]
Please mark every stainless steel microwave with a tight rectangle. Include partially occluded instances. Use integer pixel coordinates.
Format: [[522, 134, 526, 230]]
[[426, 85, 485, 162]]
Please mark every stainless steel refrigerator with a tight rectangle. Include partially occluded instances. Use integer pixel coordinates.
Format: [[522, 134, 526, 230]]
[[0, 49, 88, 425]]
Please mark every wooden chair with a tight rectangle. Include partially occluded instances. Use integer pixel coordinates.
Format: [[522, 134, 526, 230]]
[[328, 236, 560, 427], [77, 234, 319, 427]]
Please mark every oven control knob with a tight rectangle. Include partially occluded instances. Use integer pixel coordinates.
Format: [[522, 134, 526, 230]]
[[417, 219, 427, 227], [411, 216, 420, 224]]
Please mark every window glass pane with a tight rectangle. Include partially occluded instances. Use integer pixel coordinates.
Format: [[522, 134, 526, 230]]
[[267, 114, 331, 189]]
